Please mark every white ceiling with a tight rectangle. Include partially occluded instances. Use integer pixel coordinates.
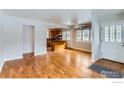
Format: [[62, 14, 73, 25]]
[[2, 9, 124, 26], [2, 9, 92, 26]]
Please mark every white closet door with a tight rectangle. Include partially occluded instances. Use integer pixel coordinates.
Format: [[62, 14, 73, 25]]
[[23, 25, 34, 54]]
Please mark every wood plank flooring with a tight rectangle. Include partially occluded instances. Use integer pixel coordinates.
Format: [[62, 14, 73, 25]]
[[0, 49, 117, 78], [95, 59, 124, 72]]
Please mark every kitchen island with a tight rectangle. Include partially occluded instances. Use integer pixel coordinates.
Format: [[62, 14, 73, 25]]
[[51, 41, 67, 51]]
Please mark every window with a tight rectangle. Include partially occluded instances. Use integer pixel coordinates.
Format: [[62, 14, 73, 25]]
[[76, 30, 82, 42], [104, 26, 109, 42], [110, 26, 115, 42], [62, 31, 67, 40], [104, 24, 122, 43], [76, 29, 91, 42], [62, 31, 71, 40], [82, 29, 90, 42], [66, 31, 71, 40], [116, 25, 122, 42]]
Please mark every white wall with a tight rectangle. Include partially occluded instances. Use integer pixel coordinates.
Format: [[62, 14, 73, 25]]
[[91, 15, 101, 62], [0, 13, 68, 72], [98, 13, 124, 23], [0, 11, 4, 71], [2, 14, 67, 61], [3, 15, 47, 60]]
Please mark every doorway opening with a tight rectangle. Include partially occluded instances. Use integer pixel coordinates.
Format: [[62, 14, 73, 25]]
[[46, 28, 63, 52]]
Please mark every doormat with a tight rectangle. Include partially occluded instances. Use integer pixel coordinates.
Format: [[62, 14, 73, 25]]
[[89, 64, 123, 78]]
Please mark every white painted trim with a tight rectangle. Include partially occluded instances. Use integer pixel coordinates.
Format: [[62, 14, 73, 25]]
[[4, 55, 23, 62], [4, 52, 47, 61], [0, 52, 47, 72], [0, 60, 5, 73], [91, 58, 100, 63], [34, 52, 47, 56], [102, 57, 124, 64], [68, 47, 91, 53]]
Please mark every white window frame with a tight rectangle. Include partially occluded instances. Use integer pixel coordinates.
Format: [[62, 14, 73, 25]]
[[104, 24, 122, 43], [66, 31, 71, 40], [62, 31, 71, 40], [104, 26, 109, 42], [110, 25, 115, 42], [116, 24, 122, 42], [62, 31, 67, 40], [82, 29, 90, 42], [76, 30, 82, 42]]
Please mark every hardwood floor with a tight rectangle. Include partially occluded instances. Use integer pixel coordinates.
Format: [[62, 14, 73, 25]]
[[95, 59, 124, 72], [0, 49, 106, 78]]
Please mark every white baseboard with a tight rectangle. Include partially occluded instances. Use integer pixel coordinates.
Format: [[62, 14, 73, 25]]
[[4, 56, 23, 61], [0, 55, 23, 73], [34, 52, 47, 56], [91, 58, 100, 63], [68, 47, 91, 53]]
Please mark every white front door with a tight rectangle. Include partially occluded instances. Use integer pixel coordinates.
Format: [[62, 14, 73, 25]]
[[101, 22, 124, 63]]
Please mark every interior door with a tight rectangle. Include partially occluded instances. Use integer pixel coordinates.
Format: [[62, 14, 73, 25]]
[[23, 25, 34, 54], [101, 22, 124, 63]]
